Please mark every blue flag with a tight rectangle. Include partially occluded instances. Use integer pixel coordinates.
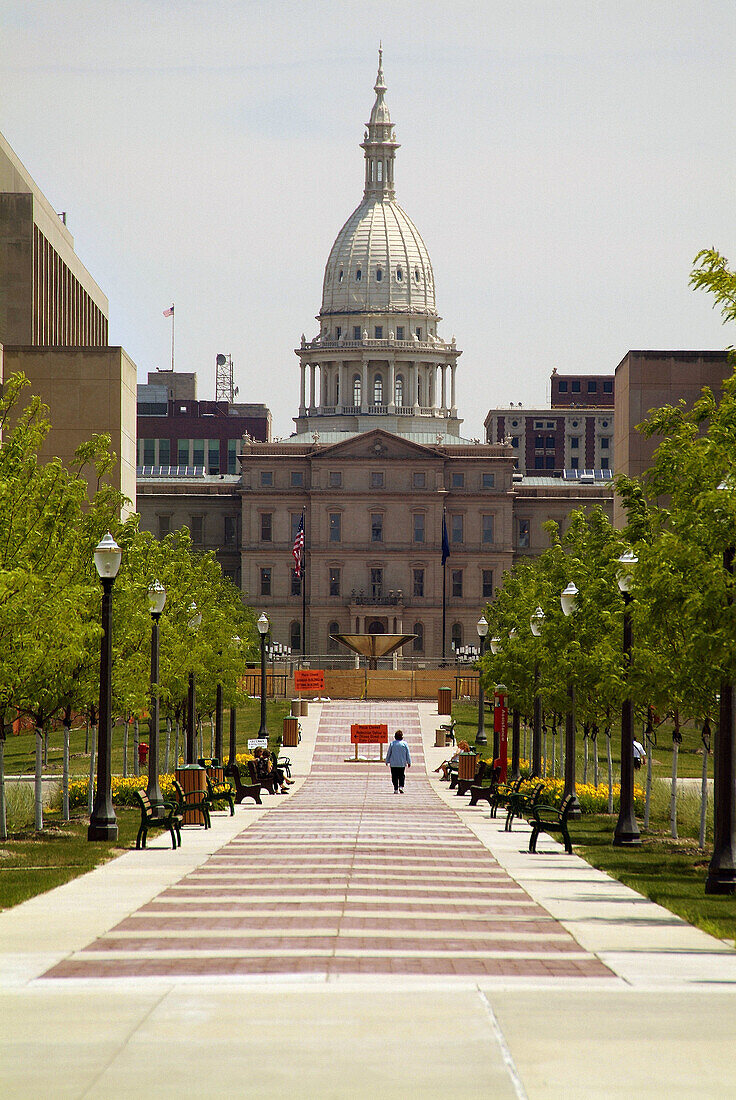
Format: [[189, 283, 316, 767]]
[[441, 514, 450, 565]]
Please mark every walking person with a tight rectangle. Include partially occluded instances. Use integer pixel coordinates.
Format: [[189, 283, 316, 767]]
[[385, 730, 411, 794]]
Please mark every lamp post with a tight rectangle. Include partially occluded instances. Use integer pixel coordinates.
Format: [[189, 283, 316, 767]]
[[146, 579, 166, 817], [186, 603, 202, 764], [257, 612, 270, 738], [560, 581, 582, 820], [489, 636, 501, 758], [88, 532, 122, 841], [614, 551, 641, 847], [706, 486, 736, 892], [476, 615, 488, 745], [530, 606, 545, 778]]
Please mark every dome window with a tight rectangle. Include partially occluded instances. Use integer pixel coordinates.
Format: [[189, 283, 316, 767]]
[[376, 267, 383, 282], [338, 269, 344, 283], [356, 268, 362, 281], [414, 267, 420, 282], [396, 266, 403, 281]]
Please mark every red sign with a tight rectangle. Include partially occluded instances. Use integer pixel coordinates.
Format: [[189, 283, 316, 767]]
[[294, 669, 325, 692], [494, 690, 508, 783], [350, 724, 389, 744]]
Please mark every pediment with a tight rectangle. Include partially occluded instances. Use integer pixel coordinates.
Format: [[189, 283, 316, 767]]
[[316, 429, 438, 461]]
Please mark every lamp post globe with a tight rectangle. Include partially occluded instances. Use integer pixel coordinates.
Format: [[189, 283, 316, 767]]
[[146, 579, 166, 817], [490, 637, 501, 656], [88, 533, 122, 841], [257, 612, 270, 739], [530, 607, 545, 637], [475, 615, 489, 745]]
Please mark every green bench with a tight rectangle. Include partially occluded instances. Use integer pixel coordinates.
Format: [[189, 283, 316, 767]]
[[173, 778, 211, 828], [224, 762, 263, 805], [528, 793, 576, 854], [504, 781, 544, 832], [133, 789, 182, 850], [489, 775, 523, 818]]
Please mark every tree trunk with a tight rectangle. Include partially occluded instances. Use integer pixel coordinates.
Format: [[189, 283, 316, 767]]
[[165, 718, 171, 774], [670, 710, 681, 840], [583, 724, 589, 785], [122, 717, 128, 778], [210, 716, 215, 759], [85, 715, 89, 755], [522, 720, 527, 763], [699, 718, 711, 851], [644, 739, 653, 830], [551, 715, 557, 778], [62, 718, 70, 822], [35, 725, 44, 831], [133, 717, 140, 777], [0, 728, 7, 841], [43, 723, 49, 768], [88, 725, 97, 816], [542, 717, 547, 778], [606, 726, 613, 814], [175, 720, 180, 768], [592, 725, 599, 789]]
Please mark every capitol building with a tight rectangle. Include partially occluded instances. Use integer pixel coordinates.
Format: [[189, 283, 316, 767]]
[[138, 54, 612, 657]]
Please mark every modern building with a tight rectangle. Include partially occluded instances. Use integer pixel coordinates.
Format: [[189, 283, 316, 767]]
[[0, 129, 137, 512]]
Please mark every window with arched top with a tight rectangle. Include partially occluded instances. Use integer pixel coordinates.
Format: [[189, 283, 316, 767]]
[[338, 269, 343, 282], [376, 267, 383, 282], [353, 375, 361, 406], [412, 622, 424, 654], [290, 621, 301, 653], [396, 266, 403, 281], [415, 267, 420, 281], [356, 268, 362, 281], [376, 161, 383, 181], [451, 623, 462, 650], [373, 375, 383, 404], [395, 375, 404, 407]]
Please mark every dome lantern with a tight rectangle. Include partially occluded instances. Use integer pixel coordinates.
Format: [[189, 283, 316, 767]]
[[360, 46, 400, 202]]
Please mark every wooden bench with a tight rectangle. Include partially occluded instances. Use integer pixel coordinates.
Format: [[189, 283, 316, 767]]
[[489, 776, 523, 818], [505, 781, 544, 832], [205, 774, 235, 816], [247, 759, 280, 795], [133, 789, 182, 850], [467, 765, 502, 807], [173, 778, 211, 828], [224, 762, 262, 805], [528, 793, 576, 854]]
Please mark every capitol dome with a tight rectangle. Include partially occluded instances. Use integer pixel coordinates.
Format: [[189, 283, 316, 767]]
[[319, 52, 438, 322]]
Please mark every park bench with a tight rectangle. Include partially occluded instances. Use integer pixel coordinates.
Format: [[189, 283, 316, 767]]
[[467, 764, 502, 807], [223, 762, 263, 805], [489, 775, 523, 818], [504, 781, 544, 832], [247, 759, 280, 795], [205, 774, 235, 816], [133, 789, 182, 850], [456, 758, 491, 797], [438, 717, 456, 746], [173, 778, 211, 828], [528, 793, 576, 854]]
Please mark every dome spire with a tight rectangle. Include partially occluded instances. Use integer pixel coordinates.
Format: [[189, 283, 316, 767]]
[[361, 48, 400, 201]]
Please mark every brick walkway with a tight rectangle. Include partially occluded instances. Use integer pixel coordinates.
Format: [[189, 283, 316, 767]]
[[46, 703, 611, 981]]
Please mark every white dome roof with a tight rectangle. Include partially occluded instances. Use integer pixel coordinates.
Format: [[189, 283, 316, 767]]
[[320, 197, 437, 318]]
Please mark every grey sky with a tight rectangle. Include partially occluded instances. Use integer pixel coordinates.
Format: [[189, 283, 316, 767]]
[[1, 0, 735, 439]]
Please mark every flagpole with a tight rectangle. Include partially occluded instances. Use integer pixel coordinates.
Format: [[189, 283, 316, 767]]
[[301, 508, 307, 659]]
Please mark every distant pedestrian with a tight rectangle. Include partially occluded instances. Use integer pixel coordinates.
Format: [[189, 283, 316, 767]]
[[385, 730, 411, 793], [633, 739, 646, 770]]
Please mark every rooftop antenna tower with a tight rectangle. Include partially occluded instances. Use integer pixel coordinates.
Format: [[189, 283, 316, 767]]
[[215, 353, 237, 403]]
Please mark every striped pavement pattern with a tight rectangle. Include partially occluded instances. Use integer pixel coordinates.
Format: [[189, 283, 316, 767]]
[[46, 703, 612, 980]]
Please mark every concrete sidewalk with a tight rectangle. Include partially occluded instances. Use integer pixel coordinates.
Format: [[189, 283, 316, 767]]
[[0, 699, 735, 1099]]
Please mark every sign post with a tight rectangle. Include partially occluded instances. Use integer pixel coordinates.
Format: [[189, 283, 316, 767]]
[[350, 723, 389, 762], [494, 689, 508, 783], [294, 668, 325, 707]]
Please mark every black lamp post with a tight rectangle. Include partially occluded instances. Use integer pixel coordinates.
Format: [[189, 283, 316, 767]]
[[489, 635, 501, 758], [706, 519, 736, 893], [186, 603, 201, 764], [530, 606, 545, 778], [476, 614, 488, 745], [257, 612, 270, 738], [146, 579, 166, 817], [614, 551, 642, 847], [560, 581, 582, 820], [88, 532, 122, 842]]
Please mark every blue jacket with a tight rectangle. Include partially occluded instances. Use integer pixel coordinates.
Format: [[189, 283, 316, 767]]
[[385, 740, 411, 767]]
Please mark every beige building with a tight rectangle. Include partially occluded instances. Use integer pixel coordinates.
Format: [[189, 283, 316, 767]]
[[0, 129, 136, 511]]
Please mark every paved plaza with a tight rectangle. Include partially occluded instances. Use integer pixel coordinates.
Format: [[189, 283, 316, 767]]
[[1, 701, 736, 1097]]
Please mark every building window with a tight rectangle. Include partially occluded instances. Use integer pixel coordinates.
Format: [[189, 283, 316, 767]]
[[482, 569, 493, 598], [571, 380, 581, 393], [290, 620, 301, 652], [157, 514, 171, 539], [415, 327, 422, 340], [601, 437, 610, 449], [395, 375, 404, 406], [371, 471, 384, 488], [177, 439, 190, 464], [396, 325, 404, 340], [190, 515, 203, 545], [451, 514, 464, 544], [353, 376, 361, 405], [601, 458, 610, 470], [353, 325, 361, 341], [570, 436, 579, 449], [224, 516, 237, 546], [545, 455, 555, 469], [570, 457, 579, 469], [413, 471, 426, 488], [534, 456, 544, 469], [374, 326, 383, 340], [329, 568, 341, 597], [329, 471, 342, 488], [482, 514, 494, 544], [511, 437, 519, 448], [558, 380, 568, 392], [260, 513, 272, 542], [451, 622, 462, 649], [376, 267, 383, 282], [413, 513, 425, 543], [192, 439, 205, 465], [482, 473, 495, 488], [291, 470, 304, 487], [373, 375, 383, 403], [336, 326, 341, 340], [396, 267, 403, 282], [370, 568, 383, 598], [260, 470, 273, 486], [603, 380, 613, 393], [371, 513, 383, 542], [412, 622, 424, 653], [535, 435, 544, 448], [290, 512, 302, 542], [142, 438, 155, 464], [291, 569, 301, 596], [328, 622, 340, 652], [518, 519, 530, 548], [413, 568, 424, 597], [588, 380, 597, 393], [228, 438, 238, 474], [329, 513, 341, 542], [451, 570, 463, 598], [451, 472, 464, 489], [356, 268, 362, 281], [546, 436, 555, 448], [207, 440, 220, 474], [414, 267, 420, 282], [259, 568, 271, 596], [158, 438, 171, 464]]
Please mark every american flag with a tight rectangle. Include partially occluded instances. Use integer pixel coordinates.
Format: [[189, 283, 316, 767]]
[[292, 514, 305, 577], [163, 304, 174, 317]]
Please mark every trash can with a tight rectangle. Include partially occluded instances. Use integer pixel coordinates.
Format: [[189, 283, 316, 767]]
[[435, 729, 446, 748], [458, 752, 478, 781], [290, 698, 301, 717], [301, 699, 309, 717], [137, 742, 149, 766], [438, 687, 452, 716], [283, 716, 299, 747], [175, 764, 207, 825]]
